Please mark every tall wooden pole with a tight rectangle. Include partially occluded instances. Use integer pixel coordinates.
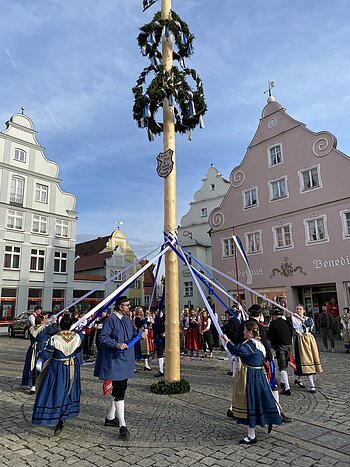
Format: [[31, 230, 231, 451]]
[[162, 0, 180, 382]]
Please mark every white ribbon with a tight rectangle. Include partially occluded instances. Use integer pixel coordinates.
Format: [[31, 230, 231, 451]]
[[70, 238, 175, 330]]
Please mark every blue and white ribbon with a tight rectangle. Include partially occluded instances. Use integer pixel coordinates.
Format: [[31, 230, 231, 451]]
[[232, 235, 253, 285], [199, 115, 205, 129], [188, 91, 196, 117]]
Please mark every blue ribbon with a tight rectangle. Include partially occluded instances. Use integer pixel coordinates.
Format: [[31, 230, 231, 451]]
[[117, 332, 142, 353]]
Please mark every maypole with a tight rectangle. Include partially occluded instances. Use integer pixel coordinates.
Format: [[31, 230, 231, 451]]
[[133, 0, 207, 384], [162, 0, 179, 383]]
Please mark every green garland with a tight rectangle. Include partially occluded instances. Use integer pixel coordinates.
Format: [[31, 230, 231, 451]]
[[150, 378, 191, 395], [133, 10, 207, 140], [137, 11, 195, 60]]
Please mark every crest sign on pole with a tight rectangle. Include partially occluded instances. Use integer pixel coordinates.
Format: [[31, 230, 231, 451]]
[[156, 149, 174, 178]]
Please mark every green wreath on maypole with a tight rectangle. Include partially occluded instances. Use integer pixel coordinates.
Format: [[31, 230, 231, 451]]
[[132, 10, 207, 141]]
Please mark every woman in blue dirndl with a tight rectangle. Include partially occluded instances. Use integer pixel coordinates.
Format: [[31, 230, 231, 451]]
[[32, 314, 83, 435], [22, 313, 58, 394], [222, 321, 281, 444]]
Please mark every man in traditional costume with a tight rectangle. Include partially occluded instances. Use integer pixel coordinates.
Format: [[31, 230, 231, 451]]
[[267, 309, 293, 396], [341, 307, 350, 353], [32, 314, 83, 435], [94, 296, 136, 440], [292, 304, 322, 393], [222, 321, 282, 444]]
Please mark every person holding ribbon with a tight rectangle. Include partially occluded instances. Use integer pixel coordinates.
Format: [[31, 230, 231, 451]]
[[94, 296, 138, 440], [221, 321, 282, 445], [31, 314, 83, 436], [22, 313, 58, 395]]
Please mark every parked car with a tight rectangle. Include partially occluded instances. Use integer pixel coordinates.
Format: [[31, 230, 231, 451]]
[[8, 311, 32, 339]]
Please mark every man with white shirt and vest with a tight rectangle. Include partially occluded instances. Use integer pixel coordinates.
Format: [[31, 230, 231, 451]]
[[94, 296, 136, 440]]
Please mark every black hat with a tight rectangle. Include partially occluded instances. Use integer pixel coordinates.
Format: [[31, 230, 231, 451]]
[[248, 304, 262, 317], [114, 295, 129, 310], [272, 308, 283, 316]]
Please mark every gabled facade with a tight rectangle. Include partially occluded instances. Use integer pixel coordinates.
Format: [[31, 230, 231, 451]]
[[74, 228, 153, 311], [178, 164, 230, 310], [0, 112, 77, 319], [209, 98, 350, 318]]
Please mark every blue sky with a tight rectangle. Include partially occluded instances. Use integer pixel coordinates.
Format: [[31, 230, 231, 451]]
[[1, 0, 350, 258]]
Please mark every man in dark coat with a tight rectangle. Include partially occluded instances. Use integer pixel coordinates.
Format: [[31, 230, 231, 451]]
[[94, 296, 135, 440]]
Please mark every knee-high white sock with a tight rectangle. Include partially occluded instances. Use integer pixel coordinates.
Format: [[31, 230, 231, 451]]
[[144, 357, 151, 369], [280, 370, 290, 390], [247, 427, 256, 439], [307, 374, 315, 389], [114, 400, 126, 427], [272, 390, 281, 414], [159, 357, 164, 373], [106, 398, 116, 420]]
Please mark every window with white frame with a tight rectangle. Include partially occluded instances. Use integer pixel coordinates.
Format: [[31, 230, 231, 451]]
[[32, 214, 48, 234], [299, 166, 321, 191], [201, 207, 208, 217], [304, 216, 328, 244], [222, 237, 235, 257], [340, 210, 350, 239], [268, 145, 283, 166], [132, 280, 140, 289], [111, 269, 123, 282], [35, 183, 48, 203], [14, 148, 26, 162], [210, 183, 215, 191], [273, 224, 293, 249], [246, 231, 262, 254], [269, 177, 288, 201], [6, 210, 24, 230], [30, 249, 45, 271], [54, 251, 67, 273], [243, 187, 258, 209], [10, 176, 24, 205], [184, 281, 193, 297], [4, 245, 20, 269], [55, 219, 69, 238], [144, 295, 150, 306]]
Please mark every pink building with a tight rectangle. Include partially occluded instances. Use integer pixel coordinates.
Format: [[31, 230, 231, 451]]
[[209, 98, 350, 321]]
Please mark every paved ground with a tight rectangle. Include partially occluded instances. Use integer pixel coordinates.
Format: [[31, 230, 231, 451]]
[[0, 334, 349, 466]]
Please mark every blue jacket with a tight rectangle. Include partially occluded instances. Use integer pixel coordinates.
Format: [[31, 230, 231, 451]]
[[94, 314, 135, 381]]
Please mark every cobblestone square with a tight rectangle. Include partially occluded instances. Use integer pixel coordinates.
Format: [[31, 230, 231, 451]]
[[1, 334, 349, 466]]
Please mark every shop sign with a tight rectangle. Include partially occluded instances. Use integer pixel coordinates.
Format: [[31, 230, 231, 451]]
[[313, 255, 350, 269]]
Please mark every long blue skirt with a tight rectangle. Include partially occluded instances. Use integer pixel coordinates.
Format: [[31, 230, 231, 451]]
[[22, 345, 38, 387], [32, 360, 81, 425], [237, 368, 282, 428]]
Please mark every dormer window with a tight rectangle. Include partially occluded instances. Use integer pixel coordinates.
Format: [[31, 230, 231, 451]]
[[268, 144, 283, 167], [14, 148, 26, 162]]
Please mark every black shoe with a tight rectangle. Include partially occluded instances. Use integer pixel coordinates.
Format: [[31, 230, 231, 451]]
[[280, 381, 285, 389], [294, 379, 305, 388], [29, 389, 36, 395], [104, 417, 119, 427], [154, 371, 164, 377], [119, 426, 130, 440], [227, 371, 233, 376], [227, 409, 234, 419], [346, 349, 349, 353], [281, 388, 291, 396], [267, 424, 273, 434], [281, 412, 291, 423], [309, 387, 316, 394], [239, 437, 257, 445], [54, 421, 64, 436], [144, 367, 152, 371]]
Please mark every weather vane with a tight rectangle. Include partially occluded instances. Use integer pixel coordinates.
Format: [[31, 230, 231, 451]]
[[21, 106, 25, 115], [143, 0, 158, 12], [264, 80, 275, 97]]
